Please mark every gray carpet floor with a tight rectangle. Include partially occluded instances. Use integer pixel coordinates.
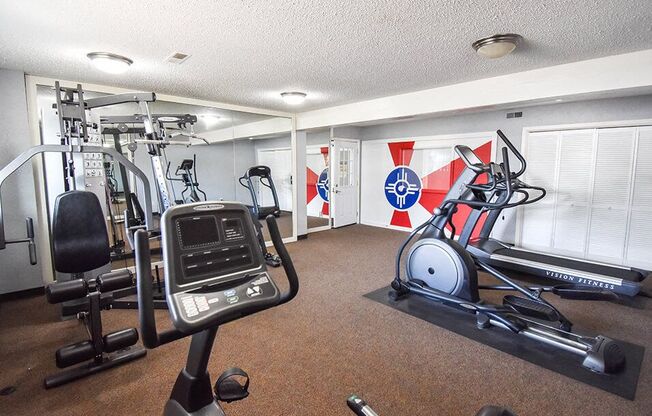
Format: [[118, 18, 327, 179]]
[[1, 224, 650, 415]]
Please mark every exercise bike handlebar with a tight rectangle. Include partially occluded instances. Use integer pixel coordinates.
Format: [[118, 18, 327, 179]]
[[135, 213, 298, 349], [135, 229, 185, 349], [266, 214, 300, 304]]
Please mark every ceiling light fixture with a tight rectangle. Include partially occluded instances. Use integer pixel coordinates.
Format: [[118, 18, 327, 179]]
[[281, 91, 307, 105], [87, 52, 133, 74], [200, 114, 221, 124], [472, 34, 523, 59], [157, 116, 181, 122]]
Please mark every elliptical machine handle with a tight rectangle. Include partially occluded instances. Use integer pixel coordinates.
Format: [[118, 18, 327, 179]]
[[265, 215, 299, 305], [454, 145, 486, 173], [496, 130, 526, 178], [499, 146, 514, 204]]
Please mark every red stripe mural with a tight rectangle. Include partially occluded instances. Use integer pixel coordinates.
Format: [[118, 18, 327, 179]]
[[386, 140, 492, 238]]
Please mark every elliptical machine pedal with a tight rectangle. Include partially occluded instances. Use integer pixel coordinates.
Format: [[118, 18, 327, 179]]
[[502, 295, 561, 323], [214, 368, 250, 403]]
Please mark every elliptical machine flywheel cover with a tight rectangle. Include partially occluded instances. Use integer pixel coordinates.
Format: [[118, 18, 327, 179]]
[[406, 238, 467, 295]]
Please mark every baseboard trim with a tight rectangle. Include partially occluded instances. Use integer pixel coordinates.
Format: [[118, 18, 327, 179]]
[[0, 286, 44, 301]]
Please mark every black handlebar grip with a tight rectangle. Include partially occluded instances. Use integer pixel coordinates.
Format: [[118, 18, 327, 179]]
[[28, 241, 37, 265], [135, 229, 160, 349], [501, 147, 513, 201], [25, 218, 37, 265], [265, 215, 299, 305], [98, 269, 134, 292], [134, 229, 184, 348], [25, 217, 34, 238], [347, 395, 379, 416], [496, 130, 527, 177]]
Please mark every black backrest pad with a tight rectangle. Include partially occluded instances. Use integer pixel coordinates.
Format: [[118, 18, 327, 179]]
[[52, 191, 110, 273]]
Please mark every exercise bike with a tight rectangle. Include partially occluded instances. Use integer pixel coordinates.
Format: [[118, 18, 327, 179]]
[[134, 201, 299, 415], [390, 142, 626, 374]]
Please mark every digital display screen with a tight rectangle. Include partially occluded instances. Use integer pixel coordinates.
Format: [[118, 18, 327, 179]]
[[225, 219, 239, 227], [177, 216, 220, 249]]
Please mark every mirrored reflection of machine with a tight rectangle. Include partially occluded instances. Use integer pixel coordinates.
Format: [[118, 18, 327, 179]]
[[239, 165, 281, 220], [165, 155, 207, 204], [238, 166, 283, 267], [134, 201, 299, 415]]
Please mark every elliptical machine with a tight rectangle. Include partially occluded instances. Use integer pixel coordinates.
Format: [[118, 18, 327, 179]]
[[238, 165, 281, 219], [460, 131, 650, 298], [134, 202, 299, 415], [165, 155, 207, 204], [238, 165, 283, 267], [390, 140, 626, 374]]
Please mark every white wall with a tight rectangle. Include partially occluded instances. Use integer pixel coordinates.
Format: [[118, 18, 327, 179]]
[[0, 69, 43, 293]]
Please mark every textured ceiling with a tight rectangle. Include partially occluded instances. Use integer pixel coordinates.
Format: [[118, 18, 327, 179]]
[[2, 1, 651, 112]]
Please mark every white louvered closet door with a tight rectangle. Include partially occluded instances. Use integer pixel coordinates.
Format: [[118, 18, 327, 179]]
[[519, 125, 652, 270], [552, 130, 594, 257], [626, 127, 652, 268], [586, 128, 636, 263], [520, 132, 559, 250]]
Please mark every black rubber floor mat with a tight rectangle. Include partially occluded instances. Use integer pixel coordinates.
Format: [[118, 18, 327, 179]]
[[365, 286, 644, 400]]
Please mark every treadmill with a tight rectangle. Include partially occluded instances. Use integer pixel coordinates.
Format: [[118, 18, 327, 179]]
[[458, 130, 651, 298]]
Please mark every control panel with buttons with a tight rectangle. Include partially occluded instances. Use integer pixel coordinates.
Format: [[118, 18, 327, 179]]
[[172, 273, 278, 324], [162, 202, 281, 333]]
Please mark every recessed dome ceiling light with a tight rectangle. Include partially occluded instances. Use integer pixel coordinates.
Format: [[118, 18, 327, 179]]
[[472, 34, 523, 59], [87, 52, 133, 74], [281, 91, 307, 105]]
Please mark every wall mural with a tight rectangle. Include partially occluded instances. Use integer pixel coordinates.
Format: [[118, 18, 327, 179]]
[[307, 145, 330, 217], [361, 135, 493, 233]]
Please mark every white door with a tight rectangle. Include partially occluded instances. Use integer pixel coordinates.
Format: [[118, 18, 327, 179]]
[[330, 139, 359, 227]]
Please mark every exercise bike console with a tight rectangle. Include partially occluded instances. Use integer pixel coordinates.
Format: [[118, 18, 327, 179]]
[[162, 203, 281, 333]]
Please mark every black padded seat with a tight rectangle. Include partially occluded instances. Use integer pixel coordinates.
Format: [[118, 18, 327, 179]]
[[52, 191, 110, 274]]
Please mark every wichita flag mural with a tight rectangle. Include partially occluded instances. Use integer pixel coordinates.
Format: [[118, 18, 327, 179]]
[[361, 134, 494, 232], [307, 145, 330, 217]]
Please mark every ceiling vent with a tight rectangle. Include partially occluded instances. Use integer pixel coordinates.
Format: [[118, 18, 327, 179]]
[[165, 52, 190, 64]]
